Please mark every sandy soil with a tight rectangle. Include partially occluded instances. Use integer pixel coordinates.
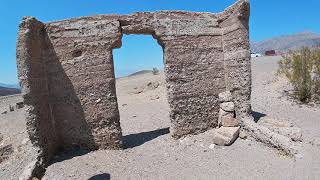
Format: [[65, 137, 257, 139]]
[[0, 95, 38, 179], [1, 56, 320, 180]]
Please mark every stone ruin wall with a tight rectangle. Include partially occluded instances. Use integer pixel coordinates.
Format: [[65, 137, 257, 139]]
[[16, 0, 250, 164]]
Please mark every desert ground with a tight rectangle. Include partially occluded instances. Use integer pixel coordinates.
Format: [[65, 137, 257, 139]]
[[1, 56, 320, 180]]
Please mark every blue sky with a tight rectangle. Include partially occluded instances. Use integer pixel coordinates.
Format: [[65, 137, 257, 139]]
[[0, 0, 319, 84]]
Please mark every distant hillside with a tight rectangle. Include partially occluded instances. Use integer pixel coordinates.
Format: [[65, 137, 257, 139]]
[[0, 86, 21, 96], [0, 83, 20, 89], [128, 70, 153, 77], [251, 32, 320, 54]]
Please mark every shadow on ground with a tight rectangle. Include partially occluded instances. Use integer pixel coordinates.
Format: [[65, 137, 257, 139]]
[[49, 127, 170, 164], [49, 147, 91, 165], [122, 127, 170, 149], [252, 111, 267, 122], [88, 173, 111, 180]]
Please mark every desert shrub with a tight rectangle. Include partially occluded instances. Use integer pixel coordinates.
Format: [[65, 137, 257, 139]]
[[312, 49, 320, 101], [278, 47, 320, 103], [152, 67, 159, 75]]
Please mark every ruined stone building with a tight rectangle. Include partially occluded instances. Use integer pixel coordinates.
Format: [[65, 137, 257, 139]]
[[16, 0, 251, 166]]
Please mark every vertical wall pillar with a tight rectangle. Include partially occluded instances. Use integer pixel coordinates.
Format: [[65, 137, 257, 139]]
[[45, 19, 123, 150], [221, 0, 251, 118], [161, 35, 226, 138], [16, 17, 58, 165]]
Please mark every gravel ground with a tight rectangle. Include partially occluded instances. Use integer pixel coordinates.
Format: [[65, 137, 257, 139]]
[[1, 56, 320, 180], [0, 95, 38, 179]]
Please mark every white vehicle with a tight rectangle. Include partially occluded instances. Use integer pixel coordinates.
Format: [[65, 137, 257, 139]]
[[251, 53, 262, 57]]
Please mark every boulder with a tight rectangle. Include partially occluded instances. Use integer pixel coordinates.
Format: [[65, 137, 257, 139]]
[[218, 91, 233, 102], [213, 126, 240, 146], [220, 102, 235, 112], [16, 102, 24, 109], [222, 116, 239, 127], [239, 130, 248, 139]]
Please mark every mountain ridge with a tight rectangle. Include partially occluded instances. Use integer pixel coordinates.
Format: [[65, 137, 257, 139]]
[[251, 31, 320, 54]]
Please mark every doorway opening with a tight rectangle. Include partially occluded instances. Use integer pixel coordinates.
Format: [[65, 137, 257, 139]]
[[113, 35, 170, 149]]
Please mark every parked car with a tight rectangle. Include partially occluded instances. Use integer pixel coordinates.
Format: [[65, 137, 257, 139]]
[[251, 53, 262, 57]]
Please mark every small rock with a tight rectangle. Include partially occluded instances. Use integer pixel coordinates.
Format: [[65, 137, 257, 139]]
[[132, 115, 137, 117], [209, 144, 215, 150], [133, 88, 143, 94], [222, 116, 239, 127], [239, 130, 248, 139], [9, 105, 14, 112], [218, 91, 233, 102], [1, 111, 7, 115], [15, 102, 24, 109], [213, 126, 240, 146], [95, 98, 102, 103], [146, 82, 160, 90], [220, 102, 235, 112]]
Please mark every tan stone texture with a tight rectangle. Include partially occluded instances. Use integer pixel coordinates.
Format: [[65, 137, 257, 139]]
[[16, 0, 251, 164]]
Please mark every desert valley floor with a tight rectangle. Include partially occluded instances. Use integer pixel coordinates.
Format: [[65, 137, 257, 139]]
[[1, 56, 320, 180]]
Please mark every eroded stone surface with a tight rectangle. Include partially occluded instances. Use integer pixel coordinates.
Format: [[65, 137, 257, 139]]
[[218, 109, 234, 127], [218, 91, 233, 102], [220, 102, 235, 112], [222, 116, 239, 127], [16, 0, 251, 168]]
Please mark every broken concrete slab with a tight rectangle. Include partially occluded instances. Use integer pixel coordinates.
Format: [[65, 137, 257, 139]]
[[213, 126, 240, 146], [242, 117, 300, 157]]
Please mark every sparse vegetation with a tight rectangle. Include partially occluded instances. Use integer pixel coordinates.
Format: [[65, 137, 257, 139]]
[[152, 67, 159, 75], [278, 47, 320, 103]]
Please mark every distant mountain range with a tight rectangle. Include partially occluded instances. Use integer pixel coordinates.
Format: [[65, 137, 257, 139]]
[[0, 86, 21, 96], [251, 31, 320, 54], [0, 83, 21, 96], [0, 83, 20, 89]]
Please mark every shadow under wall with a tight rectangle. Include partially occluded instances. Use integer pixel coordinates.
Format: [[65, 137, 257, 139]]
[[43, 33, 96, 159], [252, 111, 266, 123], [122, 127, 170, 149], [88, 173, 111, 180]]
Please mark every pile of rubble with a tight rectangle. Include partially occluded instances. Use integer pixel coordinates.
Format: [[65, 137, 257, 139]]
[[1, 102, 24, 114], [213, 91, 302, 157], [0, 133, 14, 163], [214, 91, 240, 146]]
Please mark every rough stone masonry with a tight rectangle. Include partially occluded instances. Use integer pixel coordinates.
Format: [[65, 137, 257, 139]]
[[16, 0, 251, 166]]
